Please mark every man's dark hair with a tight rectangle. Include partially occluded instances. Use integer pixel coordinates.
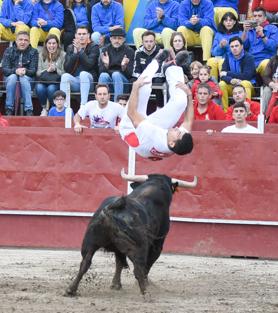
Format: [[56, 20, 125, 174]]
[[141, 30, 156, 40], [229, 36, 243, 45], [253, 6, 266, 16], [16, 31, 30, 38], [116, 94, 129, 102], [95, 83, 109, 93], [169, 133, 193, 156], [53, 90, 66, 99], [197, 82, 212, 94], [75, 26, 90, 34], [233, 102, 247, 111]]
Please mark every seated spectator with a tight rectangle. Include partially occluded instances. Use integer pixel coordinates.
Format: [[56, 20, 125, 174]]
[[91, 0, 124, 47], [132, 31, 165, 109], [133, 0, 179, 49], [207, 12, 241, 80], [116, 94, 128, 107], [177, 0, 216, 61], [194, 83, 226, 120], [169, 31, 193, 80], [242, 7, 278, 77], [98, 28, 134, 102], [268, 103, 278, 123], [35, 34, 65, 116], [62, 0, 91, 51], [73, 83, 124, 131], [266, 88, 278, 121], [262, 49, 278, 113], [188, 60, 202, 88], [219, 36, 256, 112], [60, 26, 99, 107], [48, 90, 74, 116], [221, 102, 260, 133], [0, 0, 33, 41], [2, 31, 38, 116], [226, 84, 260, 121], [211, 0, 238, 25], [192, 65, 222, 105], [251, 0, 278, 23], [30, 0, 64, 48]]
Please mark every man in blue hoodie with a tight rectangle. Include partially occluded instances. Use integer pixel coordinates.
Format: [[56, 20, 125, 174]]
[[29, 0, 64, 48], [132, 0, 179, 49], [177, 0, 216, 61], [219, 36, 256, 111], [91, 0, 124, 47], [0, 0, 32, 41], [212, 0, 238, 25], [242, 6, 278, 77]]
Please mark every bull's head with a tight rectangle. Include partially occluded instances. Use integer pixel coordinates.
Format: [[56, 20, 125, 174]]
[[120, 169, 197, 189]]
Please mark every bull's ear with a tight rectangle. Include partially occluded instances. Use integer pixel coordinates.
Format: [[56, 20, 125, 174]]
[[171, 182, 179, 193], [130, 182, 141, 190]]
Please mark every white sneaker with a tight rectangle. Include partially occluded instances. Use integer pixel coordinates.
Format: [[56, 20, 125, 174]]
[[40, 108, 48, 116]]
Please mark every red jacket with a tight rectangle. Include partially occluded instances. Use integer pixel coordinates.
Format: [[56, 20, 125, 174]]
[[192, 79, 223, 101], [0, 114, 9, 127], [252, 0, 278, 12], [194, 100, 226, 120], [226, 99, 260, 121], [269, 106, 278, 123]]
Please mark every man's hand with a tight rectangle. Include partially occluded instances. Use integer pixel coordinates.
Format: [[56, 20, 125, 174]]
[[255, 25, 265, 38], [220, 71, 227, 77], [37, 18, 47, 27], [121, 54, 129, 68], [244, 101, 251, 115], [11, 21, 24, 27], [243, 21, 252, 32], [156, 7, 164, 21], [190, 15, 199, 25], [74, 124, 87, 134], [231, 78, 241, 85], [101, 52, 109, 67], [220, 39, 228, 48], [73, 38, 81, 53], [133, 75, 151, 89]]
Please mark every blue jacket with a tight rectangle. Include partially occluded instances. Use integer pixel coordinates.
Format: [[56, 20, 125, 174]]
[[30, 0, 64, 31], [212, 0, 238, 11], [73, 4, 89, 27], [243, 24, 278, 67], [212, 31, 242, 56], [144, 0, 179, 33], [0, 0, 33, 27], [178, 0, 216, 32], [91, 0, 124, 37], [221, 50, 256, 84]]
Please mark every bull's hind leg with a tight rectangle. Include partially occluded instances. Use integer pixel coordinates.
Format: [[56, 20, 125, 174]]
[[65, 248, 96, 296], [110, 252, 128, 290]]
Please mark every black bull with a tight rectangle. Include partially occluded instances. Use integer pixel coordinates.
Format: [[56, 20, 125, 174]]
[[65, 174, 179, 296]]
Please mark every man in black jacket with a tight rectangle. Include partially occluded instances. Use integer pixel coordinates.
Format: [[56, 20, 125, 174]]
[[60, 26, 100, 106], [98, 28, 134, 101], [2, 31, 38, 116]]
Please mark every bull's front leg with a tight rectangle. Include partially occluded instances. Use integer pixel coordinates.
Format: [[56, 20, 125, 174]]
[[110, 252, 128, 290], [65, 249, 95, 296]]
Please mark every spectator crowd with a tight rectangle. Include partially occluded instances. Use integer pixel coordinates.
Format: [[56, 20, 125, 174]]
[[0, 0, 277, 128]]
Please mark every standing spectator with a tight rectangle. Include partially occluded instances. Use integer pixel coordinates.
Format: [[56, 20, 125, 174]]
[[226, 84, 260, 121], [48, 90, 74, 116], [91, 0, 124, 47], [0, 0, 33, 41], [98, 28, 134, 102], [221, 102, 260, 133], [242, 7, 278, 76], [194, 83, 226, 120], [219, 36, 256, 112], [132, 31, 165, 109], [30, 0, 64, 48], [262, 51, 278, 113], [60, 26, 99, 107], [2, 31, 38, 116], [35, 34, 65, 116], [62, 0, 91, 51], [207, 12, 241, 80], [133, 0, 179, 49], [177, 0, 216, 61], [73, 83, 124, 130], [211, 0, 238, 25], [251, 0, 278, 23]]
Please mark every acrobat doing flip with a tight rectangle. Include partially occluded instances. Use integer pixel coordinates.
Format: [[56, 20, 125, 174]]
[[119, 50, 194, 160]]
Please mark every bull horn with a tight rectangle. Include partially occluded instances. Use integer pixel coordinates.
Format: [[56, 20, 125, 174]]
[[120, 168, 148, 182], [171, 176, 198, 188]]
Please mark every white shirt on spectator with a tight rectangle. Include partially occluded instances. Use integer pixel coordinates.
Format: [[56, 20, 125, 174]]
[[221, 124, 260, 134]]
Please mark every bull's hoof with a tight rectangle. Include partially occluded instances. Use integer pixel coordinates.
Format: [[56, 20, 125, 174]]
[[64, 287, 77, 297], [142, 291, 153, 302], [110, 283, 122, 290]]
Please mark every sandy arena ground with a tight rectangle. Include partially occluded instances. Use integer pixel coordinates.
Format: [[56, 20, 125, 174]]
[[0, 248, 277, 313]]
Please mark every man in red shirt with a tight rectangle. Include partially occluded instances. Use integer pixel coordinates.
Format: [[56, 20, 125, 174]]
[[226, 85, 260, 121], [194, 83, 226, 120]]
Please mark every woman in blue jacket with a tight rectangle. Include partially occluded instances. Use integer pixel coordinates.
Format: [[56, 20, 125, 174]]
[[0, 0, 33, 41], [207, 12, 241, 80]]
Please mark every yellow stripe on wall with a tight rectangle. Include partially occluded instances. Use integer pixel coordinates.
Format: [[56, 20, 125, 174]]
[[123, 0, 139, 32]]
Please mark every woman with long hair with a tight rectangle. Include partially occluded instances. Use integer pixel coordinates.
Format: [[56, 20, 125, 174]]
[[35, 34, 65, 116], [207, 12, 241, 80]]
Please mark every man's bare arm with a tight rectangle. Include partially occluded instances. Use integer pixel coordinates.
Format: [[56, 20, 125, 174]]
[[73, 113, 87, 133], [176, 83, 194, 131], [127, 76, 150, 128]]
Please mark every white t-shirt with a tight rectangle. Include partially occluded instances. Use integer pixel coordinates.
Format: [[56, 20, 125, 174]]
[[221, 124, 260, 134], [78, 100, 124, 129]]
